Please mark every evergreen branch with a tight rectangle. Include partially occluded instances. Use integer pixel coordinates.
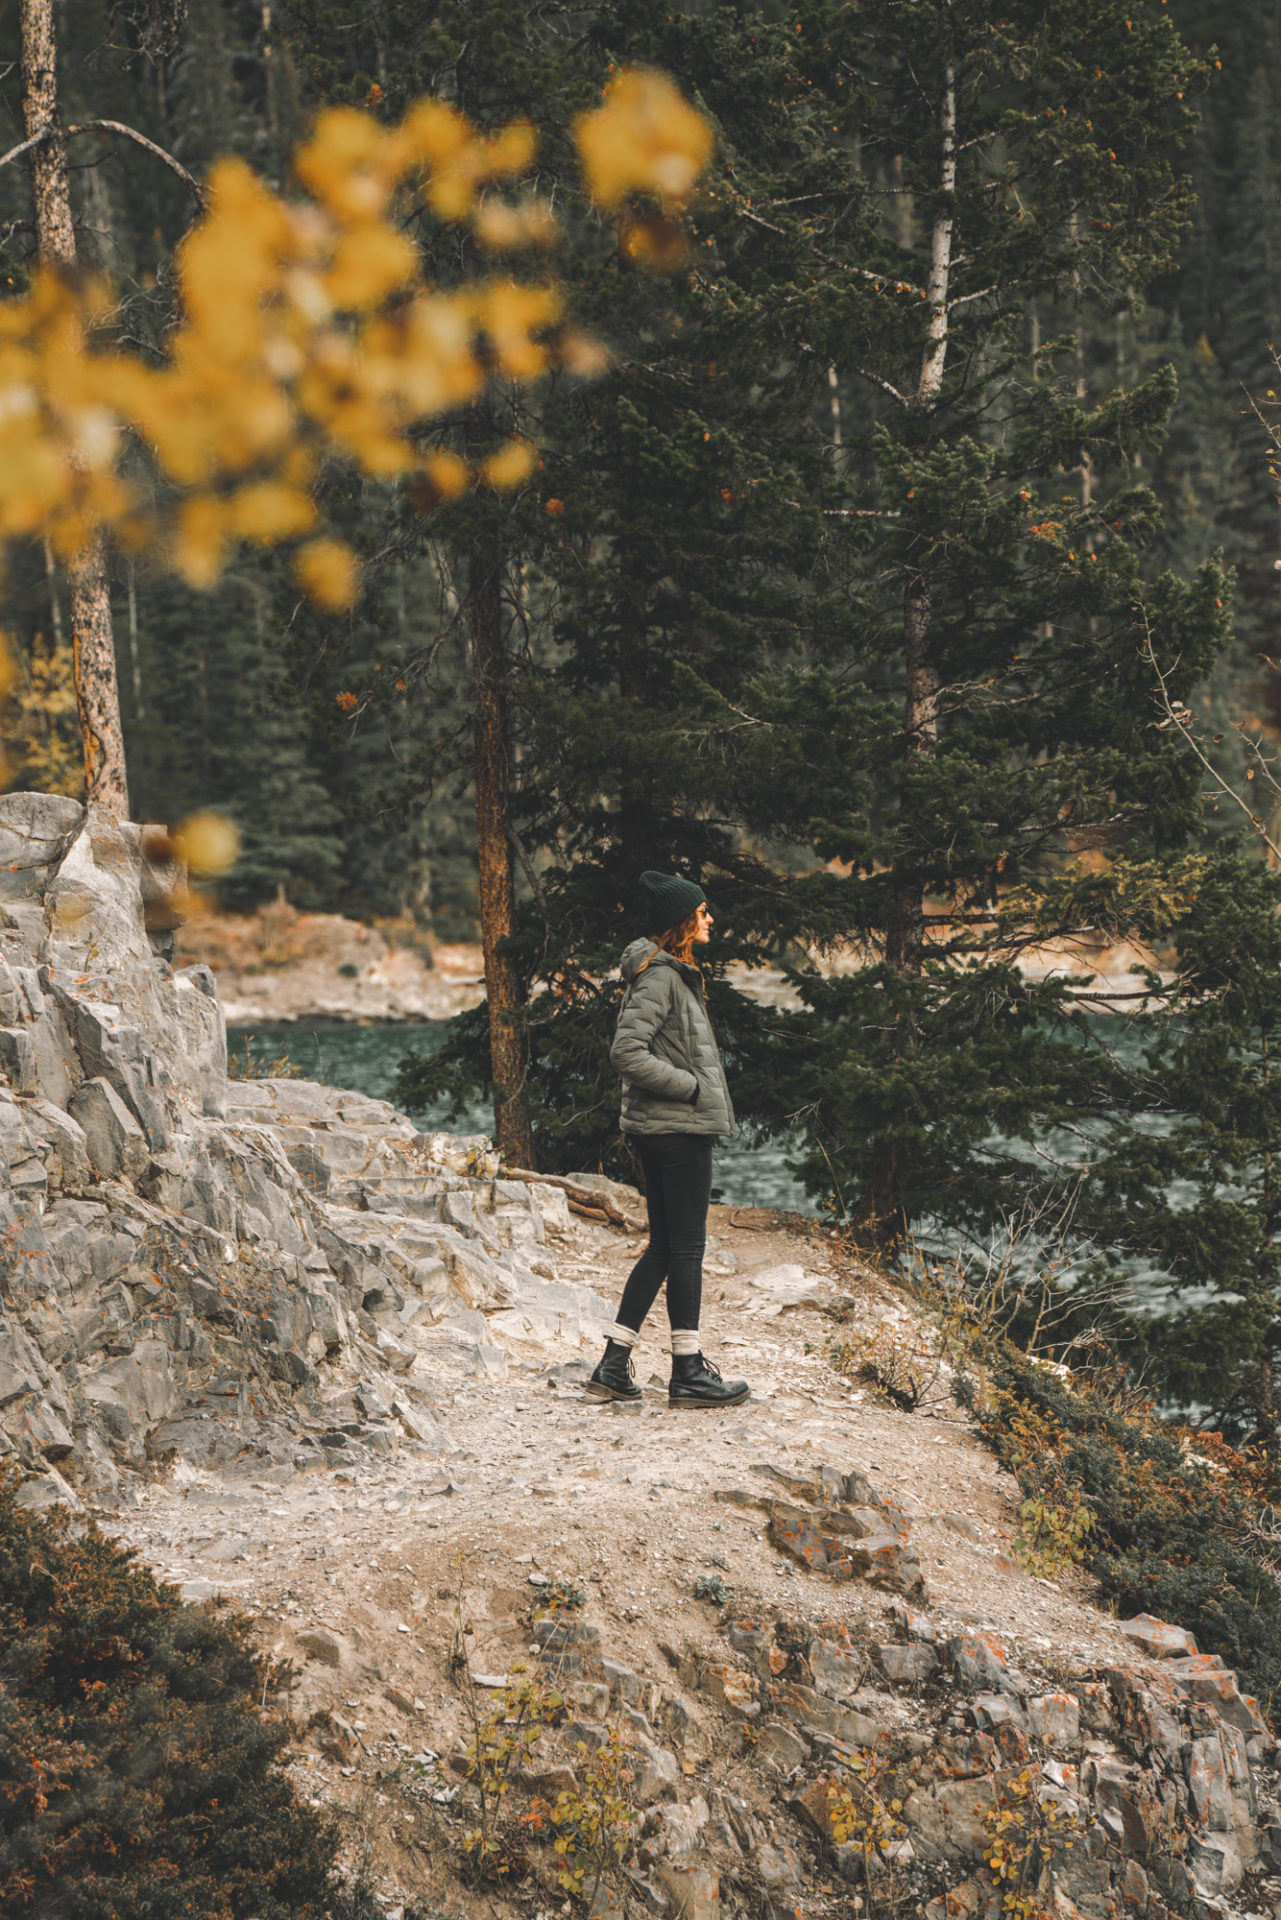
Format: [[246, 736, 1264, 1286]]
[[738, 205, 788, 236], [849, 365, 909, 406], [1138, 604, 1281, 864], [948, 284, 1001, 311], [934, 673, 1092, 717], [845, 264, 925, 296]]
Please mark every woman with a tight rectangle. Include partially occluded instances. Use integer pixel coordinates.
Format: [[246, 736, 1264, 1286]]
[[586, 870, 749, 1408]]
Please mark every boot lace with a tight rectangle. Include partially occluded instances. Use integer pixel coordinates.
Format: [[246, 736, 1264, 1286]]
[[697, 1355, 721, 1379]]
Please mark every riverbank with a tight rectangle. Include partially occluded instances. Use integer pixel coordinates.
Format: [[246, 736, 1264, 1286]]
[[174, 899, 485, 1024], [178, 900, 1160, 1025]]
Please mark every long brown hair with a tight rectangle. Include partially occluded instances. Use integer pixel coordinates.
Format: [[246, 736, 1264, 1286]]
[[637, 907, 704, 977]]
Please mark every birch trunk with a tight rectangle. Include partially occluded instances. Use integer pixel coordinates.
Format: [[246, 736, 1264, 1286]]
[[469, 517, 535, 1171], [872, 59, 956, 1238], [887, 56, 955, 977], [20, 0, 129, 817]]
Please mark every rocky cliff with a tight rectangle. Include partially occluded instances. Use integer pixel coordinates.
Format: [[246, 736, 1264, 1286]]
[[0, 792, 612, 1510]]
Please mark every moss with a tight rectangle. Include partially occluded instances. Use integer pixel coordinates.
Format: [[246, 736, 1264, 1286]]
[[0, 1474, 339, 1918]]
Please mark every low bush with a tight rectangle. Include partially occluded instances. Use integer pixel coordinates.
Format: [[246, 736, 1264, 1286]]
[[959, 1350, 1281, 1719], [0, 1473, 338, 1919]]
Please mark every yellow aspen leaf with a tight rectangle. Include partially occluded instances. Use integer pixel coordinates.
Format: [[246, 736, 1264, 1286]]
[[559, 328, 612, 377], [619, 217, 689, 271], [392, 98, 472, 172], [173, 810, 241, 874], [575, 67, 714, 211], [230, 482, 317, 542], [473, 196, 560, 251], [323, 222, 418, 309], [172, 495, 229, 588], [419, 118, 536, 222], [481, 437, 536, 489], [395, 293, 484, 413], [425, 447, 471, 498], [295, 536, 360, 609], [295, 107, 393, 221], [479, 280, 562, 381]]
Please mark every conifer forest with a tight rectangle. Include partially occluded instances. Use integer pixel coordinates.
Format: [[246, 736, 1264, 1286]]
[[9, 0, 1281, 1439]]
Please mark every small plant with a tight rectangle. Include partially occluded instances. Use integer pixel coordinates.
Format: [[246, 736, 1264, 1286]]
[[547, 1725, 636, 1907], [533, 1577, 586, 1614], [981, 1767, 1080, 1920], [824, 1745, 908, 1904], [1012, 1494, 1094, 1579], [693, 1573, 729, 1605], [825, 1318, 945, 1413], [227, 1040, 306, 1080], [457, 1668, 565, 1882]]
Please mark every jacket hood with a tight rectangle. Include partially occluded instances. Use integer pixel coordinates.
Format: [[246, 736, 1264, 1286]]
[[620, 937, 660, 983], [620, 939, 700, 986]]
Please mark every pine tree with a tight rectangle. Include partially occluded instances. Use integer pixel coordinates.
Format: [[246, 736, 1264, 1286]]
[[1085, 851, 1281, 1444], [716, 0, 1232, 1241], [403, 0, 1234, 1227]]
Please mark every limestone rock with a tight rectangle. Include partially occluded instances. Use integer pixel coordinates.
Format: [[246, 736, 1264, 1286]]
[[1116, 1613, 1198, 1660], [69, 1077, 150, 1181], [946, 1631, 1018, 1695], [653, 1861, 717, 1920]]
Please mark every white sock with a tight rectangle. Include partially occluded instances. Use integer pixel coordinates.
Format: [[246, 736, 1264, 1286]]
[[608, 1323, 639, 1347], [670, 1330, 700, 1357]]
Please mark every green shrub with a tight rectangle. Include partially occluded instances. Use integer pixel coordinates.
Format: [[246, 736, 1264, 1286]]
[[0, 1474, 338, 1918], [961, 1352, 1281, 1720]]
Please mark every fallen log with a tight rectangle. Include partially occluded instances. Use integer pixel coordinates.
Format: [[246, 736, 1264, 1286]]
[[504, 1168, 645, 1233]]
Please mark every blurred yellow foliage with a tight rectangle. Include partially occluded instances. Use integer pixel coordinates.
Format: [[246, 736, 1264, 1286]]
[[172, 809, 241, 875], [5, 638, 78, 796], [576, 67, 714, 211], [294, 537, 360, 611], [0, 68, 712, 611]]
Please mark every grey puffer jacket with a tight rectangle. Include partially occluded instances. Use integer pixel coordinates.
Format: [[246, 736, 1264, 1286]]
[[610, 938, 735, 1138]]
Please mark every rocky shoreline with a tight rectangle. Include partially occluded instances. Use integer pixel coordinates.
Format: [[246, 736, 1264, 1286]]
[[175, 900, 1162, 1030]]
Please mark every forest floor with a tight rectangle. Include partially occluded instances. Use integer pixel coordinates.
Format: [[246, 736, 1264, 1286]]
[[101, 1201, 1148, 1918]]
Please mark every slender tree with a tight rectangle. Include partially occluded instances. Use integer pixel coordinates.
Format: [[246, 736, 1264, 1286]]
[[18, 0, 127, 813], [466, 451, 534, 1169], [11, 0, 203, 816]]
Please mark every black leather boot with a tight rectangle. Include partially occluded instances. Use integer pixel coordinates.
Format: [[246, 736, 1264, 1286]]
[[585, 1338, 641, 1402], [668, 1352, 749, 1408]]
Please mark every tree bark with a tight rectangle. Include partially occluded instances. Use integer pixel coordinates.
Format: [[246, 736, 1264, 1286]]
[[20, 0, 129, 817], [618, 598, 651, 863], [469, 511, 534, 1171], [872, 59, 956, 1240]]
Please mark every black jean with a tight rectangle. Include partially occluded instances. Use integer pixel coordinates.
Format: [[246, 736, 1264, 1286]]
[[615, 1132, 714, 1334]]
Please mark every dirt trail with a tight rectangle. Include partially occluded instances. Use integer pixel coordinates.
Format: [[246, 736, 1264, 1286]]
[[102, 1205, 1148, 1914]]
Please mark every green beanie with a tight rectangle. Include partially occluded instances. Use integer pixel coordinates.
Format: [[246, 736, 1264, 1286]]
[[638, 870, 707, 935]]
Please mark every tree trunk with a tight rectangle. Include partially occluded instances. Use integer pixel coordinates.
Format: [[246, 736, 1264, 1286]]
[[469, 514, 534, 1171], [20, 0, 129, 817], [871, 59, 956, 1240], [618, 599, 651, 863]]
